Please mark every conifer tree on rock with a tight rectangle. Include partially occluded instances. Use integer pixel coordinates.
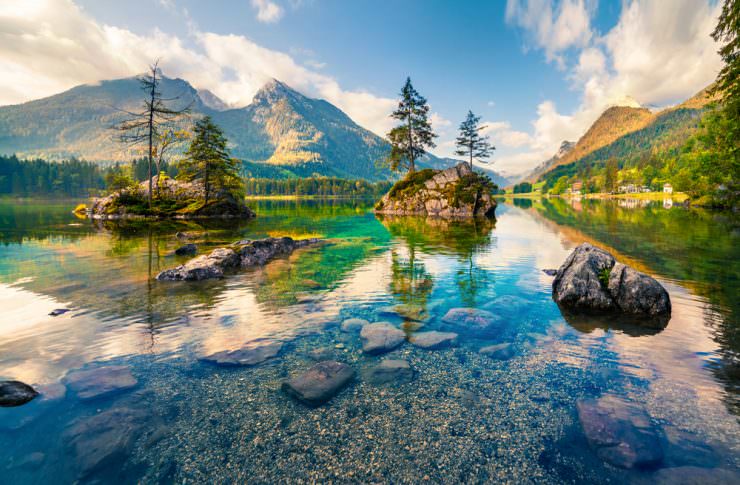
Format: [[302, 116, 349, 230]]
[[385, 78, 437, 174], [178, 116, 243, 205], [455, 110, 494, 171]]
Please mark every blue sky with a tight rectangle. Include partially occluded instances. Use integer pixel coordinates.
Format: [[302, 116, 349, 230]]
[[0, 0, 724, 175]]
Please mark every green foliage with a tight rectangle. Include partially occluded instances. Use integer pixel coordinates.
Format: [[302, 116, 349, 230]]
[[550, 176, 569, 195], [0, 154, 106, 196], [598, 267, 611, 288], [444, 173, 496, 208], [178, 116, 243, 203], [385, 78, 437, 173], [455, 110, 494, 170], [386, 169, 437, 200], [512, 182, 532, 193]]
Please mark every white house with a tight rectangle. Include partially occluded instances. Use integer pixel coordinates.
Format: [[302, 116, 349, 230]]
[[663, 183, 673, 194]]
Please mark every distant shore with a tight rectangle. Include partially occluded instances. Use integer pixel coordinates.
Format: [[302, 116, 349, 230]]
[[501, 191, 688, 202]]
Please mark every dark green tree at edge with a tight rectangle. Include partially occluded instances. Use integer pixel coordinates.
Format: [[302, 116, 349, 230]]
[[385, 78, 437, 174]]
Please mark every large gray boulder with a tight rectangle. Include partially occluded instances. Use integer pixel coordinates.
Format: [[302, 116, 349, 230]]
[[156, 237, 321, 281], [553, 243, 670, 326], [374, 163, 496, 218], [282, 361, 355, 407]]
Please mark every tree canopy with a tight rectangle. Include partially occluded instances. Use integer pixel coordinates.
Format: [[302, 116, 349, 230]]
[[385, 78, 436, 174], [455, 110, 494, 171]]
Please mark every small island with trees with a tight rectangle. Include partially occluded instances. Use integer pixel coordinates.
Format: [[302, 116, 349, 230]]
[[86, 63, 253, 220], [374, 78, 499, 218]]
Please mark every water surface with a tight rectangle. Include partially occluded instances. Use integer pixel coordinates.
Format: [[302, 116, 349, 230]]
[[0, 197, 738, 483]]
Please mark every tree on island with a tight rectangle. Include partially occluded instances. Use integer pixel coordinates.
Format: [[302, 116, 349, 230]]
[[385, 78, 437, 174], [116, 60, 191, 206], [455, 110, 494, 171], [178, 116, 243, 205]]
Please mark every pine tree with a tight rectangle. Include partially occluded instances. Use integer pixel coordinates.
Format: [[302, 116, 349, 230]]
[[455, 110, 494, 171], [385, 78, 437, 174], [178, 116, 243, 204]]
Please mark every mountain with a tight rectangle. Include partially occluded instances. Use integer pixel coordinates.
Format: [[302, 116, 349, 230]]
[[536, 86, 718, 188], [0, 75, 514, 183], [522, 140, 575, 184], [533, 85, 719, 184]]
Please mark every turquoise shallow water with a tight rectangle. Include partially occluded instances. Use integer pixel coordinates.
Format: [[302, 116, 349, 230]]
[[0, 197, 738, 483]]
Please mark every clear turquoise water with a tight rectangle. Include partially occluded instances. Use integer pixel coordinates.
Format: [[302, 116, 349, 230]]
[[0, 197, 738, 483]]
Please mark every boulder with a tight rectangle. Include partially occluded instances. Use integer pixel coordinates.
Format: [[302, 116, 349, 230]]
[[282, 361, 355, 406], [63, 407, 149, 478], [374, 163, 497, 218], [441, 308, 500, 336], [553, 243, 670, 326], [576, 395, 663, 469], [157, 237, 321, 281], [340, 318, 369, 333], [409, 331, 458, 350], [362, 359, 414, 385], [174, 243, 197, 256], [64, 365, 138, 400], [479, 342, 515, 360], [360, 322, 406, 355], [200, 339, 283, 366], [0, 381, 38, 407]]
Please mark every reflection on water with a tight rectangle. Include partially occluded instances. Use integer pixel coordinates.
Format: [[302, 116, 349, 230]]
[[0, 198, 738, 483]]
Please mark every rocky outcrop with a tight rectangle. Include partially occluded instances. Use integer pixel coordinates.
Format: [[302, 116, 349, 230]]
[[553, 243, 671, 326], [282, 361, 355, 407], [89, 176, 255, 220], [156, 237, 321, 281], [0, 381, 38, 407], [374, 163, 497, 218]]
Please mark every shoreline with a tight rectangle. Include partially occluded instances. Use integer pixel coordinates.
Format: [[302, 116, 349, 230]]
[[501, 191, 689, 202]]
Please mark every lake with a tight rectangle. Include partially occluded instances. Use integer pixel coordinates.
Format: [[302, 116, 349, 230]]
[[0, 197, 738, 483]]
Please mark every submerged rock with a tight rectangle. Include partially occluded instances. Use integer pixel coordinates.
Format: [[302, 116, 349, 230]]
[[362, 359, 414, 385], [360, 322, 406, 355], [542, 269, 558, 276], [0, 381, 38, 407], [441, 308, 500, 336], [553, 243, 670, 326], [64, 366, 138, 400], [282, 361, 355, 407], [653, 466, 740, 485], [340, 318, 369, 333], [374, 163, 497, 218], [409, 331, 458, 350], [576, 395, 663, 469], [156, 237, 321, 281], [174, 243, 197, 256], [479, 342, 515, 360], [63, 407, 150, 478], [201, 339, 283, 366]]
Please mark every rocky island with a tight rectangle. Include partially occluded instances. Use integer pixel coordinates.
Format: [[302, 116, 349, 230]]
[[88, 176, 254, 220], [374, 163, 497, 218]]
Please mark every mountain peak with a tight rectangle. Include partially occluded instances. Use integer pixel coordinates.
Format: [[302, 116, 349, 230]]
[[253, 78, 302, 104]]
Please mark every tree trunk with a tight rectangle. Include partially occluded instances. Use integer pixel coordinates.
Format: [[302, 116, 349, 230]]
[[469, 144, 474, 172], [147, 69, 155, 208], [407, 106, 415, 174]]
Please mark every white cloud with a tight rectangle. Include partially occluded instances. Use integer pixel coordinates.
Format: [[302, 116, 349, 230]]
[[251, 0, 283, 23], [494, 0, 722, 177], [0, 0, 396, 135]]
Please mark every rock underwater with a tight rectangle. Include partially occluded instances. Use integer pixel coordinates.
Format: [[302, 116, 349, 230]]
[[374, 162, 496, 218], [552, 243, 671, 328], [156, 237, 321, 281]]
